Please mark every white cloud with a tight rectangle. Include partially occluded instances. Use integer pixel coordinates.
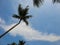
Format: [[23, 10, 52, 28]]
[[0, 18, 60, 42]]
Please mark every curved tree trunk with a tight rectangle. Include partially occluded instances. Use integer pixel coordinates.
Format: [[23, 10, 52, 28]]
[[0, 21, 21, 38]]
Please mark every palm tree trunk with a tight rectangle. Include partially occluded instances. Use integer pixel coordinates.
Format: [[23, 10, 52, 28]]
[[0, 21, 21, 38]]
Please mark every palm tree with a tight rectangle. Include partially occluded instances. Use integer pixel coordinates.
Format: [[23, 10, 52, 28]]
[[13, 4, 32, 25], [33, 0, 44, 7], [0, 4, 32, 38]]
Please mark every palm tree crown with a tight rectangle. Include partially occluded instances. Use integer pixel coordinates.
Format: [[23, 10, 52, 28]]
[[13, 4, 32, 25]]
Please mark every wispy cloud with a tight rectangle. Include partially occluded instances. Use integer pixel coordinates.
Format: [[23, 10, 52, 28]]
[[0, 18, 60, 42]]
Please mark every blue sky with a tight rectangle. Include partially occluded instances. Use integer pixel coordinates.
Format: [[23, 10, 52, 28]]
[[0, 0, 60, 45]]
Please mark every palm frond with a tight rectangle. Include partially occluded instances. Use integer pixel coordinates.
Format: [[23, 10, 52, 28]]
[[12, 14, 20, 19], [18, 4, 23, 15], [23, 6, 29, 16], [33, 0, 44, 7], [23, 19, 28, 25], [25, 15, 32, 19], [52, 0, 60, 3]]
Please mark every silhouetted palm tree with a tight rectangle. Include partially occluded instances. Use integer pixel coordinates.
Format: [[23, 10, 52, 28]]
[[33, 0, 44, 7], [0, 4, 32, 38], [13, 4, 32, 25]]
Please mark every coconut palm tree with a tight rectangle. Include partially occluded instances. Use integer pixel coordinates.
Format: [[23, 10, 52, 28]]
[[33, 0, 44, 7], [0, 4, 32, 38], [13, 4, 32, 25]]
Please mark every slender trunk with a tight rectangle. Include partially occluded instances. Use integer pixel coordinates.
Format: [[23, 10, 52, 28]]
[[0, 21, 21, 38]]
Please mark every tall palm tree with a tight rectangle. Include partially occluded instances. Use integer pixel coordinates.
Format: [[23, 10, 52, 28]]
[[0, 4, 32, 38], [33, 0, 44, 7]]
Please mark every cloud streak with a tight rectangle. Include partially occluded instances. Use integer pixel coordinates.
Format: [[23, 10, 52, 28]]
[[0, 18, 60, 42]]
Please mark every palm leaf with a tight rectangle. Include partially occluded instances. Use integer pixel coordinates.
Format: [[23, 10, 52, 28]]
[[23, 6, 29, 16], [18, 4, 23, 16], [23, 19, 28, 25], [12, 14, 20, 19], [25, 15, 32, 19], [33, 0, 44, 7]]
